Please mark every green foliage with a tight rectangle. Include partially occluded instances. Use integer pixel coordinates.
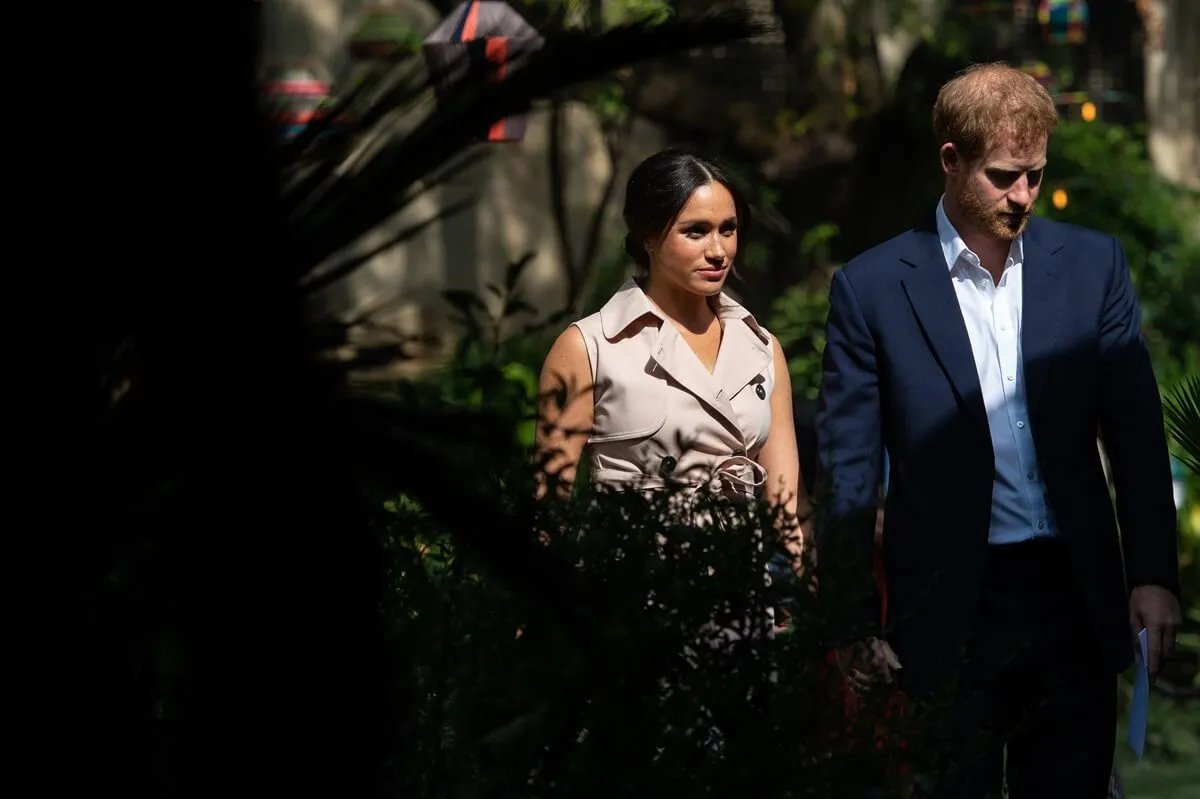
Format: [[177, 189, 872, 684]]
[[603, 0, 672, 27], [1119, 757, 1200, 799], [1165, 378, 1200, 693], [579, 0, 671, 125], [765, 224, 839, 400], [577, 80, 629, 123], [1164, 376, 1200, 476], [766, 281, 831, 401], [378, 472, 930, 797], [436, 253, 561, 451], [433, 238, 634, 452], [518, 0, 672, 28], [1116, 666, 1200, 766], [1039, 121, 1200, 389]]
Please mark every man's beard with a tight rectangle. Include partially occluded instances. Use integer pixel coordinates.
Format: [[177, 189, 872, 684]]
[[957, 181, 1030, 241]]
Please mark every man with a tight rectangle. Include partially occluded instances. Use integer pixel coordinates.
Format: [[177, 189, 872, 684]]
[[814, 63, 1181, 797]]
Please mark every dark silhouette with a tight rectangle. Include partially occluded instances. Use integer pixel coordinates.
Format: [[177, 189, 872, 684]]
[[52, 6, 775, 796]]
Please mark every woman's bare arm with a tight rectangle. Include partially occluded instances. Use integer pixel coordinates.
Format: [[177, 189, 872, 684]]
[[534, 326, 594, 500], [755, 337, 811, 561]]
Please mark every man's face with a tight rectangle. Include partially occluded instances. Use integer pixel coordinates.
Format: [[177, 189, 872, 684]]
[[948, 135, 1047, 242]]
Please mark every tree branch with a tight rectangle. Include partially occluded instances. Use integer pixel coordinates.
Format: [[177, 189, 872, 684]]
[[547, 98, 580, 306], [576, 96, 638, 303]]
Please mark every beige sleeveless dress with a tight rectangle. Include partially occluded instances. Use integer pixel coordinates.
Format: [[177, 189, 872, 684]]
[[572, 278, 777, 501], [572, 279, 781, 749]]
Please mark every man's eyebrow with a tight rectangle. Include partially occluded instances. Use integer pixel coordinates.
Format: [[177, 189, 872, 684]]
[[986, 162, 1047, 172]]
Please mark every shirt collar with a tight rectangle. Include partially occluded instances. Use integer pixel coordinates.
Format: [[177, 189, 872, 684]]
[[935, 196, 1024, 272], [598, 277, 769, 345]]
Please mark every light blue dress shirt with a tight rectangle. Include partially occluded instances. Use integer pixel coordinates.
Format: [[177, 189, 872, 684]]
[[935, 199, 1056, 544]]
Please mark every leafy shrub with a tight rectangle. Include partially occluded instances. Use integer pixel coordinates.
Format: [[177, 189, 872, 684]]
[[765, 224, 840, 400], [377, 471, 930, 797], [1038, 121, 1200, 389], [766, 278, 832, 402]]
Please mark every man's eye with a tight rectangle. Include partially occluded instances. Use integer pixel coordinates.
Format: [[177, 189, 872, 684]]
[[1027, 170, 1043, 187]]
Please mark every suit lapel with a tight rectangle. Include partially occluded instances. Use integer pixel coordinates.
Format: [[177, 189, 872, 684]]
[[1020, 220, 1066, 415], [900, 227, 990, 438]]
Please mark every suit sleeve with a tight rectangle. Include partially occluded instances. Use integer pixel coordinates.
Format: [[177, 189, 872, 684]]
[[815, 269, 884, 643], [1097, 236, 1181, 600]]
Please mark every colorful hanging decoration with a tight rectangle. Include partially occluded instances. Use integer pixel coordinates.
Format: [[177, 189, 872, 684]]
[[261, 63, 351, 143], [348, 4, 424, 61], [263, 63, 330, 141], [1038, 0, 1089, 44], [422, 1, 544, 143]]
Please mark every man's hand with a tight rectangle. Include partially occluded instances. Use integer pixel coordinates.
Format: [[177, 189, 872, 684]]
[[1130, 585, 1182, 680], [834, 636, 901, 694]]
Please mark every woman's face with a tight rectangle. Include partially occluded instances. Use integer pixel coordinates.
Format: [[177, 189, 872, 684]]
[[647, 181, 738, 296]]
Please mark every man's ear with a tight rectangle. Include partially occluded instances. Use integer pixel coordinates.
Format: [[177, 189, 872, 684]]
[[940, 143, 959, 176]]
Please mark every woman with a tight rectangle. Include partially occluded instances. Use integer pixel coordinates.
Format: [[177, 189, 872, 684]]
[[534, 147, 808, 549], [532, 146, 807, 755]]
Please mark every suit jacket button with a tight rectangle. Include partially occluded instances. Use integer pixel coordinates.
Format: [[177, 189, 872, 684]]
[[755, 384, 767, 399], [659, 456, 677, 476]]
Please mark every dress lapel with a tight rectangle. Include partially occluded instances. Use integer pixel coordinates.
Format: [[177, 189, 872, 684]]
[[899, 224, 990, 439], [597, 279, 769, 440], [650, 319, 760, 440], [713, 297, 773, 403]]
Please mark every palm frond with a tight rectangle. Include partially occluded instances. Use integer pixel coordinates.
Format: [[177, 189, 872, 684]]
[[1163, 374, 1200, 475], [299, 195, 476, 295]]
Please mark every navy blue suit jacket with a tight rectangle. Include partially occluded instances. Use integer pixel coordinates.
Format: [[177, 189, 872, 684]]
[[814, 214, 1180, 693]]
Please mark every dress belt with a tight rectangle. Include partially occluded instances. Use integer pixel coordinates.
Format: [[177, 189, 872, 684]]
[[592, 454, 768, 498]]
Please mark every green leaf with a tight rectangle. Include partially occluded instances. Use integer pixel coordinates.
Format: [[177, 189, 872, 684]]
[[1164, 375, 1200, 475]]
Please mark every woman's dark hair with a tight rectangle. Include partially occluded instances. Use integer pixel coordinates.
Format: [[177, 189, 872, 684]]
[[621, 147, 750, 270]]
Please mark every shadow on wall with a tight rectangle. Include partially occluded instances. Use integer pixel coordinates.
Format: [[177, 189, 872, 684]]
[[266, 0, 442, 81], [264, 1, 668, 377]]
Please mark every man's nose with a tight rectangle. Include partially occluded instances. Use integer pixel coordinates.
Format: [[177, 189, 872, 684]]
[[1008, 176, 1033, 206]]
